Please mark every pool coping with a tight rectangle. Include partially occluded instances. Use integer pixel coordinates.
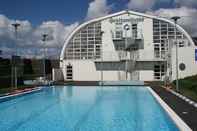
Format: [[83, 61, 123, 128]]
[[147, 87, 192, 131], [0, 87, 43, 103]]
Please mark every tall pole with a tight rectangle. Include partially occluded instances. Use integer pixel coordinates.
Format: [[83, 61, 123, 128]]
[[125, 30, 128, 80], [100, 31, 104, 86], [12, 23, 20, 89], [165, 39, 169, 86], [42, 34, 48, 82], [171, 16, 181, 92], [124, 24, 130, 80]]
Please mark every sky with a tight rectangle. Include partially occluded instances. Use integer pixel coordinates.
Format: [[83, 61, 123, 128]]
[[0, 0, 197, 59]]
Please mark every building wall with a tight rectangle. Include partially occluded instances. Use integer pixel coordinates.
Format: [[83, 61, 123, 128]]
[[62, 60, 159, 81], [101, 19, 119, 61], [62, 60, 121, 81], [139, 70, 154, 81], [52, 68, 63, 81], [171, 47, 197, 80], [60, 11, 197, 82], [136, 61, 155, 81], [139, 18, 154, 60]]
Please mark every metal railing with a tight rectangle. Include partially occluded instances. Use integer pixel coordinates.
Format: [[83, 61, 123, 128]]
[[93, 51, 140, 62]]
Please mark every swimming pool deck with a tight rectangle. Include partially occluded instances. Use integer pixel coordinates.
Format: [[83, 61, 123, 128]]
[[150, 85, 197, 131]]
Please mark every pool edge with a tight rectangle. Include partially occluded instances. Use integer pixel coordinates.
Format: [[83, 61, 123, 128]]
[[0, 87, 43, 102], [147, 87, 192, 131]]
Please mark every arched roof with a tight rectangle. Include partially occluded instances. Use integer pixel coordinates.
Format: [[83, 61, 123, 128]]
[[60, 10, 196, 60]]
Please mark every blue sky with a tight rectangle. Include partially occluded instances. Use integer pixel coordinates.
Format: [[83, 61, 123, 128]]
[[0, 0, 90, 25], [0, 0, 130, 25], [0, 0, 176, 26], [0, 0, 197, 58]]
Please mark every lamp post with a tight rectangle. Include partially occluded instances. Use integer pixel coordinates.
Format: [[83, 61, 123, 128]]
[[171, 16, 181, 92], [100, 31, 104, 86], [11, 23, 20, 89], [42, 34, 48, 82]]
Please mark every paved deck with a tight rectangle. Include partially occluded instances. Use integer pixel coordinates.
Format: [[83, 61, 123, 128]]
[[151, 86, 197, 131]]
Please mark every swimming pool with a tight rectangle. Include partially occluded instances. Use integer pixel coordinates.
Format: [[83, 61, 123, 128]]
[[0, 86, 180, 131]]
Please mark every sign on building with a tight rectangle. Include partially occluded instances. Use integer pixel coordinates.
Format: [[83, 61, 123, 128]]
[[195, 49, 197, 62]]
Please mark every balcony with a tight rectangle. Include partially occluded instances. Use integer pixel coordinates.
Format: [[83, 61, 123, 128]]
[[112, 30, 144, 51], [125, 35, 144, 51], [94, 52, 120, 62], [94, 51, 140, 62]]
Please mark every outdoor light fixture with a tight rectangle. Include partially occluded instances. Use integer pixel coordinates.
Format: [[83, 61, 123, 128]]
[[11, 22, 21, 89], [100, 31, 104, 86], [171, 16, 181, 92], [42, 34, 48, 82]]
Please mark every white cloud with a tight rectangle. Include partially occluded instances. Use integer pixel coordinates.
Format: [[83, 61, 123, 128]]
[[86, 0, 111, 20], [0, 14, 79, 58], [1, 0, 197, 58], [147, 7, 197, 37], [126, 0, 197, 12], [175, 0, 197, 8], [126, 0, 197, 37], [127, 0, 156, 11], [33, 21, 78, 48]]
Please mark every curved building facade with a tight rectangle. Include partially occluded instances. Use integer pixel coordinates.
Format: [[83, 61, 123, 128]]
[[60, 10, 197, 81]]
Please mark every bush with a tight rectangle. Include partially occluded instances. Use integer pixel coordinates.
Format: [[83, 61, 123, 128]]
[[173, 75, 197, 94]]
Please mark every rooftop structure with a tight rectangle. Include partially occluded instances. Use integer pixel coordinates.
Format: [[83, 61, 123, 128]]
[[59, 10, 197, 82]]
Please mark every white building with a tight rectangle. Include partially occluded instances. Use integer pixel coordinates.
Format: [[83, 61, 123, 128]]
[[59, 10, 197, 82]]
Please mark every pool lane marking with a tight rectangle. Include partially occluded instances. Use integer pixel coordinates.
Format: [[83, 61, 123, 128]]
[[72, 88, 141, 131], [0, 90, 44, 111], [0, 88, 42, 100], [72, 91, 104, 131], [4, 99, 60, 131], [3, 92, 71, 131]]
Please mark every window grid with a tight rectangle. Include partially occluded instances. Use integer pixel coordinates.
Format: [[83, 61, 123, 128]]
[[154, 64, 165, 80], [65, 22, 102, 60], [153, 19, 186, 59]]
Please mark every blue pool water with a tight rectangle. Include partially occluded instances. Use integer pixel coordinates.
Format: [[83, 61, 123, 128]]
[[0, 86, 179, 131]]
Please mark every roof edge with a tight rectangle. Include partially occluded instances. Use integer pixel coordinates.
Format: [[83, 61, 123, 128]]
[[60, 10, 196, 60]]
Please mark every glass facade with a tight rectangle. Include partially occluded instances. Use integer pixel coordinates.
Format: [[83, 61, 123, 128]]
[[132, 24, 138, 39], [62, 16, 193, 81], [154, 63, 165, 80], [64, 22, 102, 60], [153, 19, 188, 59], [153, 19, 190, 80]]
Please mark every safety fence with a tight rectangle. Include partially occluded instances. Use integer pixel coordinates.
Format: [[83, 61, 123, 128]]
[[0, 58, 59, 89]]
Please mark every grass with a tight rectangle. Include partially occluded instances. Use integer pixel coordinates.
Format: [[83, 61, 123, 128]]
[[179, 88, 197, 101], [173, 75, 197, 101]]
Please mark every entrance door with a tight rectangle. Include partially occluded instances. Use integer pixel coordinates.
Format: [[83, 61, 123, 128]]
[[66, 64, 73, 80]]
